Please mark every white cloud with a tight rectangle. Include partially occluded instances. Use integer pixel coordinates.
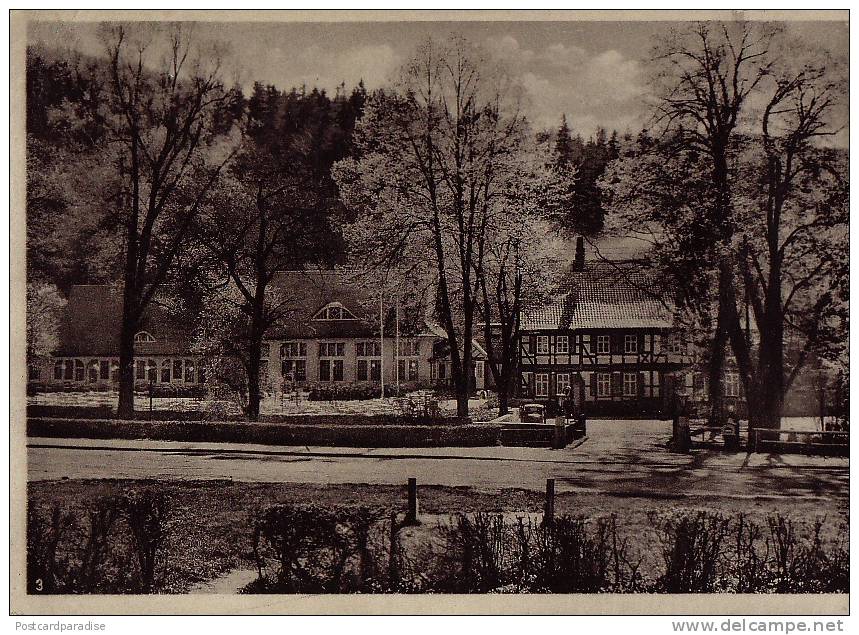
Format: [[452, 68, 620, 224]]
[[484, 36, 650, 136]]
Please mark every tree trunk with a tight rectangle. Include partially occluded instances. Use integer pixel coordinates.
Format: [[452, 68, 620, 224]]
[[246, 350, 261, 421], [707, 306, 727, 427], [498, 387, 509, 417], [117, 315, 137, 419]]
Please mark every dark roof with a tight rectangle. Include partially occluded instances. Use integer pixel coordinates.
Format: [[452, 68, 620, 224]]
[[523, 261, 674, 331], [55, 285, 195, 357], [266, 270, 378, 339]]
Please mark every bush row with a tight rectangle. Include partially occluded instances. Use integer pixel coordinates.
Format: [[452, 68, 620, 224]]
[[28, 489, 169, 594], [247, 506, 849, 594], [27, 495, 848, 595], [27, 417, 498, 447]]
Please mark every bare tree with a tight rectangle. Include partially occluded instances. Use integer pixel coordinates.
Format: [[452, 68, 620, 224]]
[[334, 36, 531, 416], [99, 24, 235, 417]]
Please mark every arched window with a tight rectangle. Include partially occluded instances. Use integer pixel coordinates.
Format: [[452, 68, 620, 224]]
[[134, 331, 156, 343], [147, 359, 157, 382], [74, 359, 85, 382], [54, 359, 64, 381], [311, 302, 358, 321], [110, 360, 120, 383], [87, 360, 99, 383], [161, 359, 172, 383]]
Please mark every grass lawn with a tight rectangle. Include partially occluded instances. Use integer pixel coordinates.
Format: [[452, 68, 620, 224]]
[[27, 478, 848, 594]]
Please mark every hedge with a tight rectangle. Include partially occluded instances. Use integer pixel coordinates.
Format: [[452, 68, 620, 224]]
[[27, 417, 500, 448], [26, 405, 472, 426]]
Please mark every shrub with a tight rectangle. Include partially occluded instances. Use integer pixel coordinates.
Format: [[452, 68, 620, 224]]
[[435, 513, 511, 592], [515, 514, 643, 593], [124, 489, 170, 593], [27, 417, 498, 447], [27, 505, 75, 593], [655, 511, 730, 592], [251, 503, 390, 593]]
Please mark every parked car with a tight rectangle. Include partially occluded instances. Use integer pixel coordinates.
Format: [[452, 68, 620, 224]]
[[519, 403, 546, 423]]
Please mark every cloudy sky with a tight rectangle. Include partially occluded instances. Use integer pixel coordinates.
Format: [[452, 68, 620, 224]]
[[29, 18, 848, 140]]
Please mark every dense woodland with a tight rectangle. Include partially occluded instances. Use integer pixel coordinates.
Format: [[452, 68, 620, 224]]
[[25, 23, 848, 425]]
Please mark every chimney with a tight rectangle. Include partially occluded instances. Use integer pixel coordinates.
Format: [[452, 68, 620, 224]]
[[574, 236, 585, 271]]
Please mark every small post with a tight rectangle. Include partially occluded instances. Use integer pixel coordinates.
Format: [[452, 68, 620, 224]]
[[405, 477, 419, 525], [543, 478, 555, 526], [148, 380, 154, 420], [553, 413, 566, 449]]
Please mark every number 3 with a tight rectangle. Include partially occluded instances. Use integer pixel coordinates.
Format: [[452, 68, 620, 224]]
[[35, 578, 43, 591]]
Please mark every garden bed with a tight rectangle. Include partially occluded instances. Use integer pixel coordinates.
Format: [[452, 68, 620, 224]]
[[27, 416, 498, 447]]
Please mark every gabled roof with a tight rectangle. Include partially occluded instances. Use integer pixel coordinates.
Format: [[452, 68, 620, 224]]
[[522, 260, 674, 331], [55, 285, 194, 357], [266, 270, 378, 339]]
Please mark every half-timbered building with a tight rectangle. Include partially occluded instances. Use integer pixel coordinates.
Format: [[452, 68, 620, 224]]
[[518, 240, 691, 416]]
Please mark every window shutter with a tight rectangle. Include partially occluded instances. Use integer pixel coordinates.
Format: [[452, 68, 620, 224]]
[[589, 372, 596, 396], [638, 372, 645, 397], [612, 372, 622, 397], [739, 375, 745, 398]]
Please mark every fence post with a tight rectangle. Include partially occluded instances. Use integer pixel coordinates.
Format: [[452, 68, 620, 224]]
[[543, 478, 555, 526], [148, 380, 154, 420], [405, 477, 419, 525]]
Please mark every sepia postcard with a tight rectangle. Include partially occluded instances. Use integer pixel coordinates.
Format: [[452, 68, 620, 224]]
[[9, 9, 849, 616]]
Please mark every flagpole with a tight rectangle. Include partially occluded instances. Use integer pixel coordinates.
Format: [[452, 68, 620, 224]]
[[395, 290, 400, 396], [380, 292, 385, 400]]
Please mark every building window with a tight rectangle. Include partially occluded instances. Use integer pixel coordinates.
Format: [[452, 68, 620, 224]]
[[597, 335, 610, 354], [87, 360, 99, 383], [319, 342, 345, 357], [312, 302, 357, 320], [161, 360, 171, 383], [99, 360, 110, 381], [398, 339, 420, 356], [173, 359, 184, 382], [474, 361, 483, 384], [597, 373, 611, 397], [333, 359, 344, 381], [74, 359, 84, 381], [556, 373, 570, 396], [54, 360, 63, 380], [438, 362, 447, 380], [111, 360, 120, 382], [370, 359, 381, 381], [670, 334, 686, 354], [281, 342, 307, 358], [319, 359, 331, 382], [397, 359, 418, 381], [357, 341, 382, 357], [184, 360, 195, 383], [134, 331, 155, 343], [623, 372, 638, 397], [135, 359, 146, 380], [29, 364, 41, 381], [357, 359, 369, 381], [535, 373, 549, 397], [282, 359, 306, 382], [725, 372, 740, 398], [536, 336, 550, 354], [624, 334, 638, 354], [147, 360, 157, 382], [556, 336, 569, 354]]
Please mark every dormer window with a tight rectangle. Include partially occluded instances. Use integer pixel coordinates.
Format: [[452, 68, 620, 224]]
[[134, 331, 156, 343], [312, 302, 357, 320]]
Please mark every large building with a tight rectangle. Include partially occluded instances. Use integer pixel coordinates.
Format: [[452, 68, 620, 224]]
[[31, 271, 488, 394], [517, 240, 694, 417]]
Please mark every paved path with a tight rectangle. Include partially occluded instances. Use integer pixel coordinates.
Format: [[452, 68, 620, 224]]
[[27, 421, 848, 502]]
